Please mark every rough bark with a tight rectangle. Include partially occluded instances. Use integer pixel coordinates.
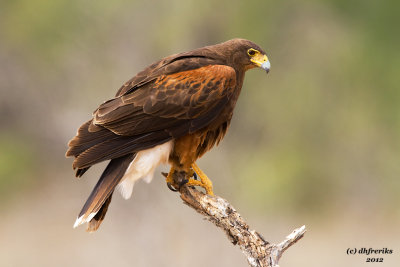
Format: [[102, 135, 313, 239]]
[[178, 186, 306, 267]]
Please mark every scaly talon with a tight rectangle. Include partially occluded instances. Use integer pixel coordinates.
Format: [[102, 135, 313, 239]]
[[164, 164, 214, 195], [189, 163, 214, 195], [167, 182, 179, 192], [165, 167, 179, 192]]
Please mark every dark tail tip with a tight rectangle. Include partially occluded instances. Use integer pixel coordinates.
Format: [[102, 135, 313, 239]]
[[86, 193, 113, 232]]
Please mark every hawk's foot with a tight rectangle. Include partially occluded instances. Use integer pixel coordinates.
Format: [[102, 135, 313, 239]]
[[164, 167, 178, 192], [163, 164, 213, 195], [164, 167, 189, 192], [188, 163, 214, 196]]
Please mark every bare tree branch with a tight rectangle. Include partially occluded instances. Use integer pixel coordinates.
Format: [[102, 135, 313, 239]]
[[179, 186, 306, 267]]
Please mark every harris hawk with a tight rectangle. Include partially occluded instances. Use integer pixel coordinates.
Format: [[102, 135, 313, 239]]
[[66, 39, 270, 231]]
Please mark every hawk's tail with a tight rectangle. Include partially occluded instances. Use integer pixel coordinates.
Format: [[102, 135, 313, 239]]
[[73, 153, 135, 232]]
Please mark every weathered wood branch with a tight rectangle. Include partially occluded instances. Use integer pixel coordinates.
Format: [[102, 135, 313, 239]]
[[179, 185, 306, 267]]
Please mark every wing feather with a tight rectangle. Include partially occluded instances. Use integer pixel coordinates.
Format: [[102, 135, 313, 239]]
[[67, 63, 236, 171], [92, 65, 236, 136]]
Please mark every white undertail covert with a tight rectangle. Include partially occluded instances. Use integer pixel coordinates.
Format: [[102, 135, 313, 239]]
[[116, 140, 174, 199]]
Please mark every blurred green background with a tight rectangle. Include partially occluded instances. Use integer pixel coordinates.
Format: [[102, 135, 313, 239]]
[[0, 0, 399, 266]]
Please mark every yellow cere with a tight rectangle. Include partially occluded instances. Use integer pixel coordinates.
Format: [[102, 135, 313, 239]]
[[248, 48, 270, 72]]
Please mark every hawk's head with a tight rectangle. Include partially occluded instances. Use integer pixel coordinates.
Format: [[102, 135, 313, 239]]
[[217, 39, 270, 73]]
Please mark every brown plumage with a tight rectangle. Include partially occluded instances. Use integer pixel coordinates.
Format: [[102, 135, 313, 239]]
[[66, 38, 270, 231]]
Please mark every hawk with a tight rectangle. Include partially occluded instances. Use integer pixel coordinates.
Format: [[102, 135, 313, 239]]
[[66, 39, 270, 231]]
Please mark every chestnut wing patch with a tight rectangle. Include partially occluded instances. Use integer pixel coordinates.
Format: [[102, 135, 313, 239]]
[[93, 65, 236, 137]]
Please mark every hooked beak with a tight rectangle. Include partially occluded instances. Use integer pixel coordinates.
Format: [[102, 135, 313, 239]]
[[261, 59, 270, 73], [250, 54, 270, 73]]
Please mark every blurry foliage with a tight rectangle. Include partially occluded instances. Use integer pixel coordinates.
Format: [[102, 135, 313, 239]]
[[0, 132, 36, 200], [0, 0, 399, 217]]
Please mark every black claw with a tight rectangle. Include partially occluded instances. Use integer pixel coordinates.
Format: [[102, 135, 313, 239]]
[[167, 182, 178, 192], [165, 171, 198, 192], [179, 178, 189, 187]]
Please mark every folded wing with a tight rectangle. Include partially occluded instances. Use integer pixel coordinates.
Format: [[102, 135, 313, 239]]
[[67, 64, 236, 172]]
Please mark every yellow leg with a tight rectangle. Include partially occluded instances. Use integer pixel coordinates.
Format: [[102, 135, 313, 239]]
[[165, 164, 214, 195], [187, 163, 214, 195]]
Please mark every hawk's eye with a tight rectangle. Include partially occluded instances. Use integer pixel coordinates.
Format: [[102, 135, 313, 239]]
[[247, 49, 257, 56]]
